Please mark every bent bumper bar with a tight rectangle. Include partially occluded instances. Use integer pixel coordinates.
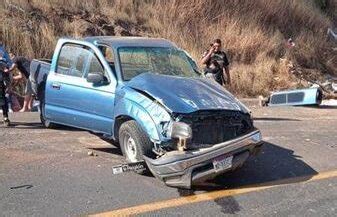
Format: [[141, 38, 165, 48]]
[[144, 130, 263, 188]]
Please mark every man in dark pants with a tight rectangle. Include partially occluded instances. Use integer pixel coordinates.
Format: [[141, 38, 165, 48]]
[[201, 38, 231, 86], [0, 46, 13, 126]]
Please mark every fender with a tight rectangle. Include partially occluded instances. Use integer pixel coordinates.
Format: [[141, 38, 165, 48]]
[[113, 87, 171, 142]]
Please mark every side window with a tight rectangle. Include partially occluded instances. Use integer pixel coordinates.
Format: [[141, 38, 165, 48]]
[[99, 46, 115, 63], [57, 44, 90, 77], [88, 52, 105, 76], [98, 45, 116, 74]]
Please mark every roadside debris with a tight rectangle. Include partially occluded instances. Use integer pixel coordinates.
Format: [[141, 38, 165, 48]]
[[10, 185, 33, 190], [259, 95, 268, 107], [332, 83, 337, 93], [87, 151, 98, 157], [327, 28, 337, 41], [260, 87, 322, 107], [321, 99, 337, 106]]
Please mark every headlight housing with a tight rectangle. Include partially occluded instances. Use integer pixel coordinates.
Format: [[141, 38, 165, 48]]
[[167, 121, 192, 139]]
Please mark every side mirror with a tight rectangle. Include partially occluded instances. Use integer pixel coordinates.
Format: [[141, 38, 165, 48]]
[[87, 73, 107, 84]]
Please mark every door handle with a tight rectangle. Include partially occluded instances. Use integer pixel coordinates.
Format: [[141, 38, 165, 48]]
[[51, 83, 61, 90]]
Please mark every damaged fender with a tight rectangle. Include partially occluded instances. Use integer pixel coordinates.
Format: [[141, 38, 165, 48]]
[[113, 86, 172, 143]]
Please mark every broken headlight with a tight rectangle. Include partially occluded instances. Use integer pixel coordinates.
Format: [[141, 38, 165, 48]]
[[167, 121, 192, 139], [167, 121, 192, 151]]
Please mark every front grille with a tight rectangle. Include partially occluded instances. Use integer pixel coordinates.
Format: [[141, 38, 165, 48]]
[[178, 111, 253, 149]]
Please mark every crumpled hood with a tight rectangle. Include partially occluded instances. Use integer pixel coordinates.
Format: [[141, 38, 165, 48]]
[[126, 73, 244, 114]]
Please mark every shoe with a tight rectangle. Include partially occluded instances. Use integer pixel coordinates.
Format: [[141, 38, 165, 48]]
[[3, 118, 10, 127]]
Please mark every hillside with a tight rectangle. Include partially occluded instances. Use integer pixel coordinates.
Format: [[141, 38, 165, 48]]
[[1, 0, 336, 96]]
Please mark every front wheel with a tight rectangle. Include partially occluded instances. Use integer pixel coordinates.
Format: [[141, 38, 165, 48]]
[[119, 120, 154, 174]]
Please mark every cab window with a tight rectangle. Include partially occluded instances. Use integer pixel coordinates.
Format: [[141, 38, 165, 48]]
[[98, 45, 116, 74], [87, 52, 105, 76], [99, 46, 115, 63], [57, 44, 91, 77]]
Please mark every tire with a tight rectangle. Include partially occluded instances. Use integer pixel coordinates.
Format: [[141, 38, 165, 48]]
[[39, 100, 56, 129], [119, 120, 154, 174]]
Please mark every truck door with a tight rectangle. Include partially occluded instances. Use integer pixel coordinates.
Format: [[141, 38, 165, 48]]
[[45, 41, 116, 134]]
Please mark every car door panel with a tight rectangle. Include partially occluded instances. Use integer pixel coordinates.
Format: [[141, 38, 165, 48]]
[[45, 40, 117, 134]]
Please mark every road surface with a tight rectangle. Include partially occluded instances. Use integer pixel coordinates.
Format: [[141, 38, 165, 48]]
[[1, 106, 337, 216]]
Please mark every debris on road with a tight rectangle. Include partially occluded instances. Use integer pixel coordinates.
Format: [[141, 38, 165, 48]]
[[87, 151, 98, 157], [10, 185, 33, 190], [112, 161, 147, 175], [262, 87, 322, 107], [321, 99, 337, 106]]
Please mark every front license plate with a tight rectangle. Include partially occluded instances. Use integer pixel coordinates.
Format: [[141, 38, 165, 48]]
[[213, 155, 233, 172]]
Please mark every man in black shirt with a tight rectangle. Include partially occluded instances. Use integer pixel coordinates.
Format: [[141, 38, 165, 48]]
[[9, 53, 32, 112], [201, 39, 230, 86]]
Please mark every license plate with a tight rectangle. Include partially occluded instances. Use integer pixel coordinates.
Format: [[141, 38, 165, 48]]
[[112, 161, 147, 175], [213, 155, 233, 172]]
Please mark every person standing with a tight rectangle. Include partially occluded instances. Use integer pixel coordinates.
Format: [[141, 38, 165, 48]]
[[201, 39, 231, 86], [0, 44, 14, 126], [9, 53, 32, 112]]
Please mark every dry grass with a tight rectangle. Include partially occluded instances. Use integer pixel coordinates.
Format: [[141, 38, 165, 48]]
[[1, 0, 336, 96]]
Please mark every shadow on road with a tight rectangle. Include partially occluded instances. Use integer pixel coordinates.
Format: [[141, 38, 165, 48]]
[[7, 121, 85, 132], [253, 117, 300, 122], [301, 105, 337, 109], [177, 142, 317, 213], [2, 122, 45, 129], [88, 147, 123, 156], [317, 105, 337, 109], [193, 141, 318, 190]]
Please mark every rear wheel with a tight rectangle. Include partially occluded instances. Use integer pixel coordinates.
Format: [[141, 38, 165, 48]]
[[119, 120, 154, 174], [40, 100, 56, 128]]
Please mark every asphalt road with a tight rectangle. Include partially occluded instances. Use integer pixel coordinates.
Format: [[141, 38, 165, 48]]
[[0, 105, 337, 216]]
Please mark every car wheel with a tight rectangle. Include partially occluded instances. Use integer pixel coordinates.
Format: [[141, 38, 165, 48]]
[[119, 120, 154, 174], [40, 100, 56, 129]]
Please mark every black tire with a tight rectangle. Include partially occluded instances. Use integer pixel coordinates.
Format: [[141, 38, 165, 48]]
[[40, 100, 56, 129], [119, 120, 154, 174]]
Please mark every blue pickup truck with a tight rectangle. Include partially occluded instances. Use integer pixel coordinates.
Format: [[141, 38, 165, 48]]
[[30, 36, 263, 188]]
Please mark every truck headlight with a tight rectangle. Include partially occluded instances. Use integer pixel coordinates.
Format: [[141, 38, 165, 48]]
[[167, 121, 192, 151], [168, 121, 192, 139]]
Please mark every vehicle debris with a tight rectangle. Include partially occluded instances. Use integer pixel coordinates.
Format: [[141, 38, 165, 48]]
[[112, 161, 147, 175], [261, 87, 322, 107], [87, 151, 98, 157], [332, 83, 337, 93], [327, 28, 337, 41], [321, 99, 337, 106]]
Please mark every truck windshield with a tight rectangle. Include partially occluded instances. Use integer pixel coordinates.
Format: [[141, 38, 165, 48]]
[[118, 47, 199, 81]]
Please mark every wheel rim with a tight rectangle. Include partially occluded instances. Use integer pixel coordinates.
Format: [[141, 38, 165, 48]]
[[124, 133, 137, 162]]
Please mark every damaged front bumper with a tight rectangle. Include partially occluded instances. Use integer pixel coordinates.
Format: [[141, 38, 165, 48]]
[[143, 130, 263, 189]]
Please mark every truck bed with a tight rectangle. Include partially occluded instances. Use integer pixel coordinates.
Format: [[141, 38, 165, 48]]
[[30, 59, 51, 100]]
